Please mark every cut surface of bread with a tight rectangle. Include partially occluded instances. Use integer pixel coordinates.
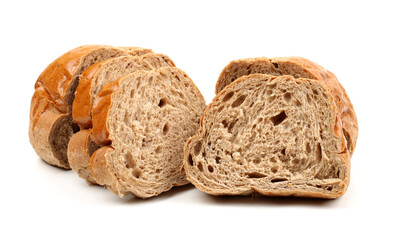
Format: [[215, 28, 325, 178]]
[[69, 53, 175, 182], [184, 74, 357, 199], [29, 45, 151, 169], [90, 67, 206, 198], [73, 53, 175, 129], [215, 57, 358, 156]]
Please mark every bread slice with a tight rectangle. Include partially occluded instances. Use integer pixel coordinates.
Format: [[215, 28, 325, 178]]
[[184, 73, 358, 198], [215, 57, 358, 156], [89, 67, 206, 198], [68, 53, 175, 183], [72, 53, 175, 129], [29, 45, 152, 169]]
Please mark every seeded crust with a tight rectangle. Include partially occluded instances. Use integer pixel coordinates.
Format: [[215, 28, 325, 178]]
[[184, 59, 358, 199], [29, 45, 151, 169], [90, 67, 206, 198], [69, 53, 175, 183]]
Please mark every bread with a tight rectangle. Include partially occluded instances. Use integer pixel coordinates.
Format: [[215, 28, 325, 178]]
[[29, 45, 151, 169], [215, 57, 358, 156], [89, 67, 206, 198], [68, 53, 175, 183], [184, 58, 358, 199]]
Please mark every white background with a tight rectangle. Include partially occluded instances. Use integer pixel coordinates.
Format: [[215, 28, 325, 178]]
[[0, 0, 391, 239]]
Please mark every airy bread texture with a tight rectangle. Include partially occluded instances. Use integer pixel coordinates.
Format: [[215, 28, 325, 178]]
[[184, 57, 358, 199], [29, 45, 151, 169], [90, 67, 206, 198], [216, 57, 358, 156], [68, 53, 175, 183]]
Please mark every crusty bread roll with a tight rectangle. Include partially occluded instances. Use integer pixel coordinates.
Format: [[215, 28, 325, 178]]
[[29, 45, 152, 169], [184, 57, 358, 199], [68, 53, 175, 183], [89, 67, 206, 198]]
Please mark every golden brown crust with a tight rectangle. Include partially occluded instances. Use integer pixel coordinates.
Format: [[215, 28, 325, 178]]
[[72, 61, 104, 129], [68, 129, 97, 184], [90, 79, 120, 146], [29, 45, 137, 168]]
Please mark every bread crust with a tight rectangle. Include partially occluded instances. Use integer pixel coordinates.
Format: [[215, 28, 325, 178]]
[[68, 129, 98, 184], [185, 57, 358, 199], [29, 45, 139, 168]]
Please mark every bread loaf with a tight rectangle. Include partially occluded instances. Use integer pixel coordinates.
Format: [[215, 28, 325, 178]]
[[89, 67, 206, 198], [68, 53, 175, 183], [29, 45, 151, 169], [184, 57, 358, 199]]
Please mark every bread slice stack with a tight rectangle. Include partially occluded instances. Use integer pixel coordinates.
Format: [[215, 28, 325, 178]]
[[29, 45, 206, 198], [29, 45, 152, 169], [183, 57, 358, 199]]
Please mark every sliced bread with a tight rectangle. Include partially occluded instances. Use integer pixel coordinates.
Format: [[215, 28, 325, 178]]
[[89, 67, 206, 198], [184, 59, 358, 199], [68, 53, 175, 183], [29, 45, 151, 169], [215, 57, 358, 156]]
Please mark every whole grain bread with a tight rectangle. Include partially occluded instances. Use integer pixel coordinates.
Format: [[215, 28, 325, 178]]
[[215, 57, 358, 156], [89, 67, 206, 198], [68, 53, 175, 183], [184, 58, 358, 199], [29, 45, 152, 169]]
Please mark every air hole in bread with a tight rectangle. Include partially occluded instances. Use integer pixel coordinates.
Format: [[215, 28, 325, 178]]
[[130, 89, 135, 98], [294, 99, 302, 106], [316, 143, 322, 162], [313, 89, 318, 95], [215, 156, 221, 164], [342, 128, 352, 154], [132, 169, 142, 179], [270, 177, 288, 183], [194, 141, 202, 155], [232, 95, 246, 108], [266, 89, 272, 95], [270, 157, 277, 163], [246, 172, 267, 178], [188, 154, 194, 166], [217, 106, 224, 112], [281, 148, 286, 156], [270, 111, 287, 126], [197, 162, 203, 172], [271, 167, 278, 173], [163, 122, 170, 135], [124, 152, 136, 169], [273, 62, 279, 68], [284, 92, 292, 102], [155, 146, 162, 154], [158, 98, 168, 107], [223, 92, 234, 102], [306, 142, 311, 153], [292, 159, 300, 165], [208, 165, 214, 173]]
